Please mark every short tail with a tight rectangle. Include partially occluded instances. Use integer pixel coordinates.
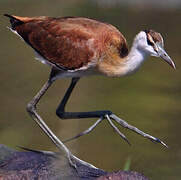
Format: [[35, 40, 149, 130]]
[[4, 14, 24, 29]]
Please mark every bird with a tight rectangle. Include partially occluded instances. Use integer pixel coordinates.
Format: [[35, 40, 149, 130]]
[[4, 14, 175, 167]]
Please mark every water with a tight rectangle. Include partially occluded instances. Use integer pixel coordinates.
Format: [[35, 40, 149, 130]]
[[0, 1, 181, 179]]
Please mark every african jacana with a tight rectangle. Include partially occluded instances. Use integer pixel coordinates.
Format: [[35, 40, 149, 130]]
[[5, 14, 175, 167]]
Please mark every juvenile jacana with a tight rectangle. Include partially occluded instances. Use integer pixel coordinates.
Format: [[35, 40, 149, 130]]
[[5, 14, 175, 167]]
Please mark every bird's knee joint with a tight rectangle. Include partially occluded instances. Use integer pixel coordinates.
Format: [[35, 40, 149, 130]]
[[26, 102, 35, 113], [56, 110, 64, 119], [106, 110, 112, 116]]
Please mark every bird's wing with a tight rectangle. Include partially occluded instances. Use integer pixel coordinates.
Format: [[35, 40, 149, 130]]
[[6, 15, 101, 70], [5, 15, 128, 71]]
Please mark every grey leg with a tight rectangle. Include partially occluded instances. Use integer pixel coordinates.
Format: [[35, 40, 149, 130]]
[[26, 74, 76, 168]]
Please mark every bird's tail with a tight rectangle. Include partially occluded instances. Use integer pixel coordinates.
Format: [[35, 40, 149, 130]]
[[4, 14, 24, 29]]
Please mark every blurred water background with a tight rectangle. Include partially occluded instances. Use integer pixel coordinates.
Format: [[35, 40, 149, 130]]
[[0, 0, 181, 179]]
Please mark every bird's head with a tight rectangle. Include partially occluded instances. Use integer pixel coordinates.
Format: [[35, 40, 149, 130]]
[[135, 29, 176, 69]]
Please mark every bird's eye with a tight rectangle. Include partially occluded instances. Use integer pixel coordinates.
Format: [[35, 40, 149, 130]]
[[147, 38, 154, 46]]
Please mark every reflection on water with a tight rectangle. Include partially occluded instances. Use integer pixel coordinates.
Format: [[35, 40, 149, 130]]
[[1, 1, 181, 179]]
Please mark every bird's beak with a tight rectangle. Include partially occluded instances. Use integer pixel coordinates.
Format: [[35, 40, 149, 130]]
[[157, 45, 176, 69]]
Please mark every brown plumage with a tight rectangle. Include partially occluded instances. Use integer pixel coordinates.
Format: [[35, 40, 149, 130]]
[[5, 14, 128, 71]]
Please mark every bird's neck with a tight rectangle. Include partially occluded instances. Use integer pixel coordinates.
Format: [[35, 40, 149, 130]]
[[97, 34, 148, 77], [122, 42, 148, 76]]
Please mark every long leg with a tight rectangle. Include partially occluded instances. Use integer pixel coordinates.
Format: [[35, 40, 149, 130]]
[[56, 78, 168, 148], [26, 69, 76, 167]]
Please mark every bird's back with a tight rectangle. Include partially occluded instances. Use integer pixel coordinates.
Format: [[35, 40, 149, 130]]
[[6, 15, 128, 71]]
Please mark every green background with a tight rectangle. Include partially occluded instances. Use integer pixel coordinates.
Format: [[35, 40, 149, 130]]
[[1, 0, 181, 179]]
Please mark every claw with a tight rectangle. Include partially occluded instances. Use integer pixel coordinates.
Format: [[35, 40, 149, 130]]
[[160, 141, 168, 148], [154, 138, 168, 148]]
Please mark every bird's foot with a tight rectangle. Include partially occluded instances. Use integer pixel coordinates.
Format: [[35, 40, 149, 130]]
[[63, 113, 168, 148], [67, 152, 77, 169], [109, 114, 168, 148]]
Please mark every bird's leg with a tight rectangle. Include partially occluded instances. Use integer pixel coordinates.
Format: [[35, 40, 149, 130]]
[[26, 71, 76, 168], [56, 78, 168, 148]]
